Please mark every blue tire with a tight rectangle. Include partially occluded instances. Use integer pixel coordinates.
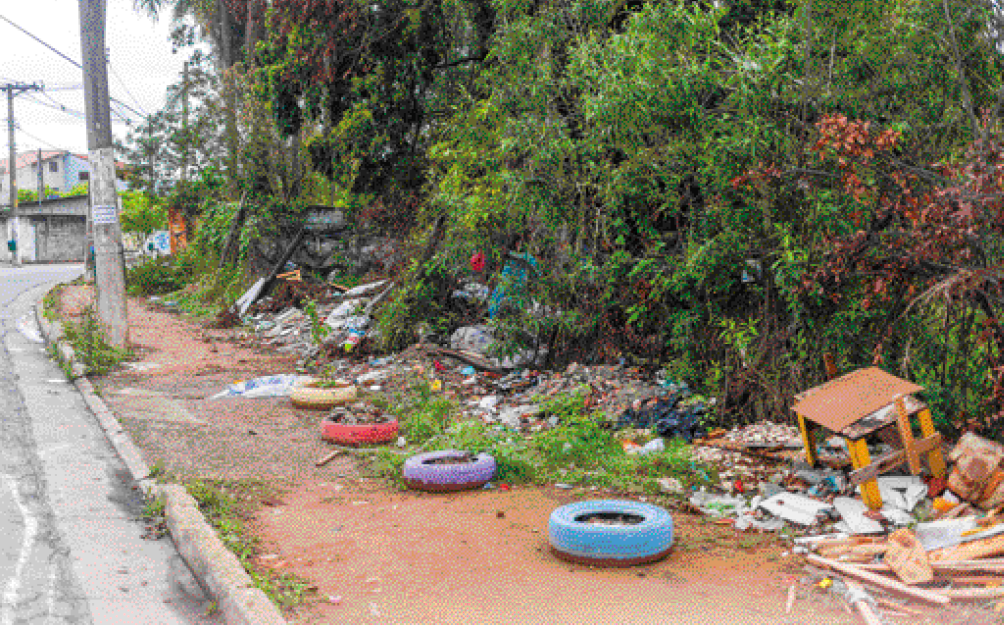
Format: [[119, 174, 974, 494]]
[[548, 499, 674, 566], [402, 450, 496, 492]]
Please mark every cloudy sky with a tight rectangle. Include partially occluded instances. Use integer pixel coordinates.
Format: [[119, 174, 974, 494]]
[[1, 0, 188, 156]]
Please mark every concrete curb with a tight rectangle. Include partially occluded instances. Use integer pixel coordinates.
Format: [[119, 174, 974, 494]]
[[35, 300, 287, 625]]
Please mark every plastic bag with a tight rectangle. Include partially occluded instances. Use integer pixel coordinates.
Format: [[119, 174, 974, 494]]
[[209, 374, 309, 399]]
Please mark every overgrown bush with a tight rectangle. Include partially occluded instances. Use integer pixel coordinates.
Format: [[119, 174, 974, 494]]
[[127, 257, 189, 295]]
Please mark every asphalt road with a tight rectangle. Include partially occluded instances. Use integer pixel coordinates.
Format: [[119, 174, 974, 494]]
[[0, 265, 220, 625]]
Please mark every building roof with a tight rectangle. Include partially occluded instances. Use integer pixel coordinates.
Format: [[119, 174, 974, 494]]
[[0, 150, 67, 174]]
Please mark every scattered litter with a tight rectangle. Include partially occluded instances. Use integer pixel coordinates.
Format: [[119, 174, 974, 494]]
[[209, 374, 309, 399]]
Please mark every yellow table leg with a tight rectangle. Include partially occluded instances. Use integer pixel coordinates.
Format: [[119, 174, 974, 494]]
[[798, 414, 817, 467], [918, 408, 947, 478], [848, 438, 883, 510], [895, 396, 921, 475]]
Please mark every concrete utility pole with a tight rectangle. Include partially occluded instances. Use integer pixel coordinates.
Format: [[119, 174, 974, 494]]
[[37, 147, 43, 206], [79, 0, 128, 348], [2, 81, 42, 266]]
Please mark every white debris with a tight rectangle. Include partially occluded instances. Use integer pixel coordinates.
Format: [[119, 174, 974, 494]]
[[758, 492, 833, 526]]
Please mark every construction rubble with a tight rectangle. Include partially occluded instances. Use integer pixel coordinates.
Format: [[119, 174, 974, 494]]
[[191, 272, 1004, 621]]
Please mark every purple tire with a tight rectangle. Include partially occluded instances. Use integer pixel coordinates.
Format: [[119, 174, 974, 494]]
[[402, 450, 496, 492]]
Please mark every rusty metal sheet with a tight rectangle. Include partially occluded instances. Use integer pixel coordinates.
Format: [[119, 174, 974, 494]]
[[792, 367, 924, 433]]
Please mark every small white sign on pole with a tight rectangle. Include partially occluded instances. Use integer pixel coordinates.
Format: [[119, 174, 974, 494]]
[[93, 205, 118, 225]]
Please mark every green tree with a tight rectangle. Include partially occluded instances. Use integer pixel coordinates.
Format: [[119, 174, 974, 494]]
[[120, 191, 167, 242]]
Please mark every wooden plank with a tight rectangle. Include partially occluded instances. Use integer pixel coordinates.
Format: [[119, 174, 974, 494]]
[[798, 413, 817, 467], [841, 395, 925, 440], [806, 555, 950, 606], [848, 438, 883, 509], [931, 586, 1004, 601], [874, 597, 923, 617], [860, 559, 1004, 575], [919, 408, 947, 478], [315, 449, 344, 467], [894, 395, 922, 475], [912, 433, 942, 457], [849, 450, 906, 486], [884, 529, 933, 584], [930, 532, 1004, 562], [942, 575, 1004, 585]]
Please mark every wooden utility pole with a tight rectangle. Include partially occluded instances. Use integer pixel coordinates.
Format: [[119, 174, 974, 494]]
[[2, 81, 42, 265], [79, 0, 128, 348]]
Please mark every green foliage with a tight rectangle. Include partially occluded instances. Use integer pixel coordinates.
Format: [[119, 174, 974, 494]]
[[303, 299, 330, 346], [62, 307, 132, 375], [127, 257, 189, 295], [120, 191, 167, 240], [17, 185, 61, 203], [373, 385, 705, 494], [64, 182, 88, 197], [395, 379, 457, 443]]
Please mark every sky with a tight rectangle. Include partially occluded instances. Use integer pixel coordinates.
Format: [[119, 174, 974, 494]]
[[1, 0, 190, 156]]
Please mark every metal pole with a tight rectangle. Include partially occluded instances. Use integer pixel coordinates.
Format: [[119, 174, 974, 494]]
[[80, 0, 128, 348]]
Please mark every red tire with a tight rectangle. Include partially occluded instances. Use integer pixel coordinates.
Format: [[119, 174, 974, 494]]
[[320, 415, 399, 446]]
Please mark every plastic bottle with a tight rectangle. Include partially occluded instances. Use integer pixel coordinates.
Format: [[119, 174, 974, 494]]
[[342, 328, 366, 352]]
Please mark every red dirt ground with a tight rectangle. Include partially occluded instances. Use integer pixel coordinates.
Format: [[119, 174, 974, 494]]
[[56, 286, 1002, 625]]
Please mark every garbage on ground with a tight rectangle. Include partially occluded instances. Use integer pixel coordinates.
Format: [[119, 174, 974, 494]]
[[210, 374, 309, 399]]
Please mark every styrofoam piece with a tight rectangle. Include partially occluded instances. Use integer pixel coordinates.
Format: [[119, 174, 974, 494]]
[[905, 482, 928, 510], [915, 517, 980, 551], [877, 481, 910, 510], [758, 492, 833, 526], [833, 497, 884, 534], [880, 507, 916, 526], [877, 476, 925, 490], [794, 532, 850, 545]]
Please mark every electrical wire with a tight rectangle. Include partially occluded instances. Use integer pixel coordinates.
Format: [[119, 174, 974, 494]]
[[14, 123, 64, 152], [0, 15, 82, 69], [23, 94, 87, 120], [108, 61, 149, 118], [0, 14, 151, 123]]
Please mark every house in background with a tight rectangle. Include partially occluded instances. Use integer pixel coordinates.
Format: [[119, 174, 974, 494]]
[[0, 150, 128, 263], [0, 150, 128, 204]]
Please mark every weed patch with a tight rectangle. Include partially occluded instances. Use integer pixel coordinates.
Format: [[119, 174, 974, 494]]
[[62, 307, 131, 375], [184, 479, 316, 611], [371, 383, 715, 498]]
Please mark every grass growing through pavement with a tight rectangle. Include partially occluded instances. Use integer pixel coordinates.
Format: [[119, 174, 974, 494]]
[[61, 306, 132, 375], [184, 479, 316, 612], [367, 379, 716, 497]]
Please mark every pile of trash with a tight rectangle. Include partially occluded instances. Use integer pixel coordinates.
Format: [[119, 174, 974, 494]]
[[682, 429, 1004, 618]]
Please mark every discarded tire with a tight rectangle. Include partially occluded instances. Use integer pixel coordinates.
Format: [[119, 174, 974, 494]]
[[548, 499, 674, 567], [290, 380, 357, 410], [402, 450, 496, 492], [321, 415, 399, 446]]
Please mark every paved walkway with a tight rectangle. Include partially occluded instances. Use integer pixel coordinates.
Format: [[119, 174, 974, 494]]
[[0, 265, 220, 625]]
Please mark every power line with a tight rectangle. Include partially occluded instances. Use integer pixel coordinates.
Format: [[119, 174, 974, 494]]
[[14, 123, 64, 152], [0, 15, 81, 70], [0, 14, 150, 123], [109, 61, 149, 118], [26, 93, 87, 120]]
